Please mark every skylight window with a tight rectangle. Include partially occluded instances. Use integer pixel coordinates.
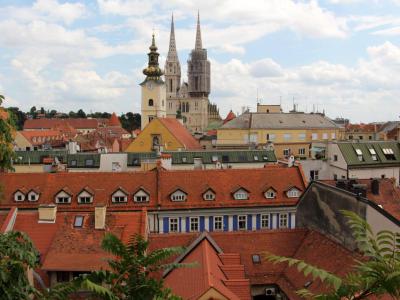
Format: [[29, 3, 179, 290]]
[[74, 216, 84, 228], [355, 149, 362, 155], [211, 155, 218, 162], [252, 254, 261, 264], [383, 148, 396, 160], [369, 148, 376, 155]]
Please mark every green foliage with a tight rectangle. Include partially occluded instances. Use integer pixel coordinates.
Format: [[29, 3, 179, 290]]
[[0, 95, 16, 172], [77, 233, 185, 300], [0, 231, 40, 300], [120, 112, 141, 131], [0, 95, 4, 106], [265, 210, 400, 300]]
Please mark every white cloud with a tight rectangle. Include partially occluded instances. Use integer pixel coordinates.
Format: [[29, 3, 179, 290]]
[[97, 0, 153, 16], [33, 0, 87, 25]]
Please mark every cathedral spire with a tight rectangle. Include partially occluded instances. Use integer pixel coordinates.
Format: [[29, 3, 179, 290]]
[[167, 13, 178, 61], [142, 33, 163, 80], [195, 11, 202, 50]]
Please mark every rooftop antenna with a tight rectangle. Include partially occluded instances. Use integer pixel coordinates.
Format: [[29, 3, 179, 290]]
[[256, 88, 259, 104]]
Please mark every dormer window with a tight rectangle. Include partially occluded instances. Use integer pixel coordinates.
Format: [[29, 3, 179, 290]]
[[78, 189, 93, 204], [170, 189, 187, 202], [134, 189, 149, 203], [264, 188, 276, 199], [27, 190, 39, 202], [55, 190, 72, 204], [14, 191, 25, 202], [287, 187, 300, 198], [233, 188, 249, 200], [383, 148, 396, 160], [112, 189, 128, 203], [355, 149, 363, 161], [203, 189, 216, 201], [369, 148, 377, 161]]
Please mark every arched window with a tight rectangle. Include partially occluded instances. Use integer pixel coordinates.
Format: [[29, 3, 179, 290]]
[[148, 99, 154, 106], [186, 102, 190, 112], [152, 136, 160, 148]]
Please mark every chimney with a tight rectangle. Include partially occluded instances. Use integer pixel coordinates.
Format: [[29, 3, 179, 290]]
[[95, 206, 107, 230], [193, 157, 203, 170], [38, 205, 57, 223]]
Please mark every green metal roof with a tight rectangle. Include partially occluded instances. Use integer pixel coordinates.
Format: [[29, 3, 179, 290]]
[[337, 142, 400, 167], [164, 150, 276, 165], [127, 152, 158, 166], [14, 150, 68, 165], [67, 153, 101, 168]]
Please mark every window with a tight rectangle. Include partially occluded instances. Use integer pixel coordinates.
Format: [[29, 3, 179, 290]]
[[214, 216, 223, 231], [331, 132, 336, 139], [14, 192, 25, 202], [211, 155, 218, 162], [79, 196, 92, 204], [171, 190, 187, 201], [283, 149, 290, 156], [249, 133, 258, 143], [310, 170, 319, 180], [298, 133, 306, 141], [312, 133, 318, 140], [70, 160, 77, 166], [112, 190, 128, 203], [333, 154, 338, 161], [238, 215, 247, 230], [349, 135, 353, 140], [57, 196, 70, 204], [279, 214, 288, 228], [287, 188, 300, 198], [28, 192, 38, 201], [134, 190, 149, 202], [252, 254, 261, 264], [148, 99, 154, 106], [369, 148, 377, 161], [203, 190, 216, 201], [359, 136, 363, 140], [253, 155, 259, 161], [85, 159, 94, 167], [261, 214, 270, 229], [56, 272, 70, 283], [169, 218, 178, 233], [264, 189, 276, 199], [190, 217, 199, 232], [322, 133, 328, 140], [181, 157, 187, 163], [267, 134, 276, 141], [233, 189, 248, 200], [74, 216, 84, 228], [222, 155, 229, 163], [283, 133, 292, 141], [383, 148, 396, 160], [355, 149, 363, 161], [298, 148, 306, 156]]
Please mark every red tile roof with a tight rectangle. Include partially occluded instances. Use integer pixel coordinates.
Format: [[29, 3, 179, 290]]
[[345, 123, 378, 133], [20, 130, 64, 145], [164, 235, 250, 299], [223, 110, 236, 124], [24, 118, 100, 130], [149, 229, 361, 300], [158, 118, 201, 150], [108, 112, 121, 127], [0, 165, 306, 210]]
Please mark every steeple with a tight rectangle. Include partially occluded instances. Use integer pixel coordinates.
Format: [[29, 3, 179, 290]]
[[143, 33, 163, 81], [195, 11, 202, 50], [167, 13, 179, 61]]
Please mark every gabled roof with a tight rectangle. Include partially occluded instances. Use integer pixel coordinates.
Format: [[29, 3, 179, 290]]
[[220, 112, 340, 130], [158, 118, 201, 150], [108, 112, 121, 127], [24, 118, 100, 130], [223, 110, 236, 124], [336, 141, 400, 167]]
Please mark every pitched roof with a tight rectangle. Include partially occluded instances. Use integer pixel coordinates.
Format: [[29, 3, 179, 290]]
[[24, 118, 100, 130], [149, 229, 360, 300], [19, 130, 64, 146], [336, 141, 400, 166], [108, 113, 121, 127], [223, 110, 236, 124], [0, 165, 306, 210], [221, 112, 340, 130], [164, 233, 249, 299], [158, 118, 201, 150], [345, 123, 377, 133]]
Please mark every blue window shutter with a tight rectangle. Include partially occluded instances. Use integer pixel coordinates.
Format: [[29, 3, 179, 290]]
[[186, 217, 190, 232], [276, 213, 279, 228], [200, 216, 205, 232], [163, 217, 169, 233], [289, 213, 292, 228], [247, 214, 252, 230], [179, 217, 182, 232], [233, 215, 238, 231], [209, 216, 213, 232], [256, 214, 261, 230], [223, 216, 228, 231]]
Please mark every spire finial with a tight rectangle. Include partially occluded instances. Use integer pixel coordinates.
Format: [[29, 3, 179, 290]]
[[167, 12, 179, 61], [195, 10, 202, 50]]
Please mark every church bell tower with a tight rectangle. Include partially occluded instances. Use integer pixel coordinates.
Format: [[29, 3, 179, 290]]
[[140, 34, 166, 130]]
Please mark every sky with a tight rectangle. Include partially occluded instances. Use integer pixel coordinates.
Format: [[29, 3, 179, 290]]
[[0, 0, 400, 122]]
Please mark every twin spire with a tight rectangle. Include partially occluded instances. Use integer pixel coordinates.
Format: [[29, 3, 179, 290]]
[[167, 11, 203, 61]]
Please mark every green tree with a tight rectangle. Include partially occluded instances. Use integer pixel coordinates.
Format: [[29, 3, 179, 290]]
[[77, 109, 86, 118], [29, 106, 37, 119], [80, 233, 184, 300], [0, 231, 39, 299], [265, 211, 400, 300], [0, 95, 16, 172]]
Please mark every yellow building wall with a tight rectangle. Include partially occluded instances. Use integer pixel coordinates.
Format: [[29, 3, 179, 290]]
[[141, 82, 166, 130], [14, 165, 44, 173], [125, 118, 184, 152], [198, 288, 229, 300]]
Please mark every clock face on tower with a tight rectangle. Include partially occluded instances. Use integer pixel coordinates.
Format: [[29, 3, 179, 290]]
[[147, 82, 153, 90]]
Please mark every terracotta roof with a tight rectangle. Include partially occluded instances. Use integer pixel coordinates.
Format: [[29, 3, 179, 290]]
[[0, 165, 306, 210], [24, 118, 100, 130], [108, 112, 121, 127], [20, 130, 63, 145], [149, 229, 361, 300], [223, 110, 236, 124], [158, 118, 201, 150], [164, 233, 249, 299], [345, 123, 377, 133]]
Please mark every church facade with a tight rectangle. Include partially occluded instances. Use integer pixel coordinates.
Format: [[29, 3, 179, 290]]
[[164, 13, 221, 133]]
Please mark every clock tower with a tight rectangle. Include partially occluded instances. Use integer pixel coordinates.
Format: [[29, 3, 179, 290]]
[[140, 34, 166, 130]]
